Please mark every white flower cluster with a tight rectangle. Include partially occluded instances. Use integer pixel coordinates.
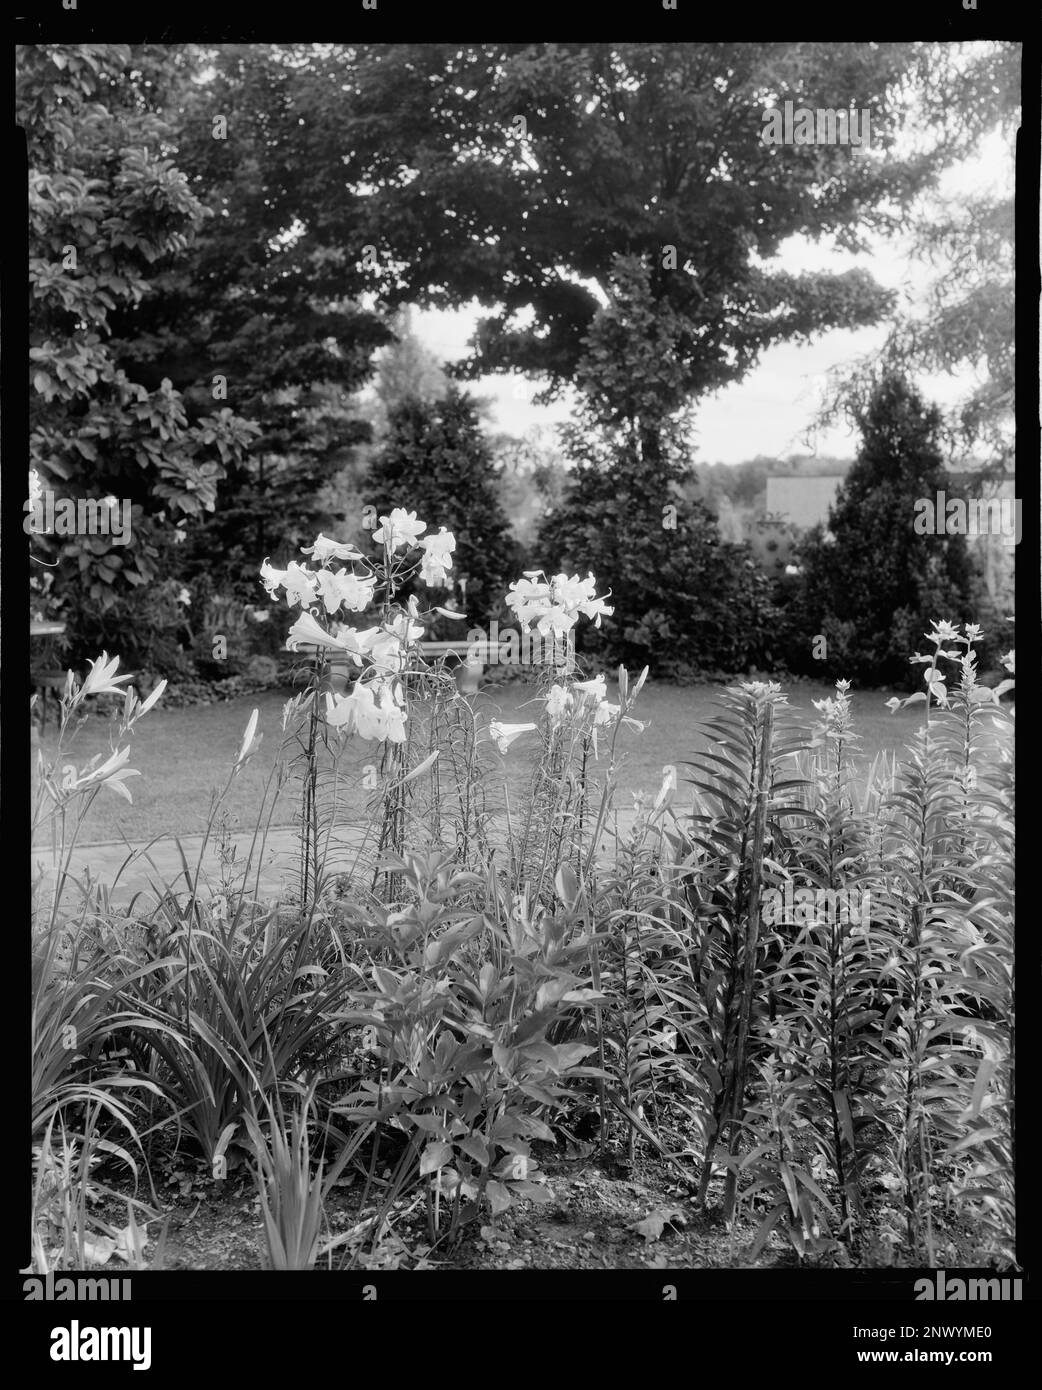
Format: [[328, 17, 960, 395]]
[[261, 511, 457, 620], [488, 673, 640, 756], [544, 674, 621, 730], [260, 511, 457, 744], [505, 570, 612, 637], [372, 509, 456, 587]]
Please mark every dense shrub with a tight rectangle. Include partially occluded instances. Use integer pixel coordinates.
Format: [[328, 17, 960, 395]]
[[538, 442, 780, 680], [789, 374, 981, 686], [364, 390, 522, 634]]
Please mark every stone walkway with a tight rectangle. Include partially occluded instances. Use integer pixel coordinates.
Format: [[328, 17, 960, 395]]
[[31, 808, 651, 912], [31, 824, 374, 910]]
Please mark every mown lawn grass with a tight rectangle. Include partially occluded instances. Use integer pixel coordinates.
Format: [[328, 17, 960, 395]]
[[35, 674, 927, 845]]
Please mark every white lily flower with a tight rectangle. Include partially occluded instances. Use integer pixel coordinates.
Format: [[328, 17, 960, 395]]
[[282, 561, 318, 607], [420, 551, 452, 587], [545, 684, 573, 722], [505, 570, 612, 633], [364, 614, 423, 676], [325, 680, 408, 742], [79, 653, 134, 700], [578, 594, 613, 627], [505, 576, 551, 625], [535, 605, 576, 638], [259, 558, 285, 598], [326, 685, 378, 738], [301, 534, 363, 564], [60, 745, 140, 803], [489, 720, 538, 753], [338, 624, 383, 656], [372, 508, 427, 552], [421, 527, 455, 562], [315, 568, 377, 616], [573, 674, 607, 706], [286, 611, 364, 661], [260, 559, 318, 608], [377, 685, 408, 743]]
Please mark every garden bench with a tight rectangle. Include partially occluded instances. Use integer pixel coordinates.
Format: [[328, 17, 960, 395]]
[[416, 639, 503, 693], [293, 638, 511, 694], [30, 619, 68, 733]]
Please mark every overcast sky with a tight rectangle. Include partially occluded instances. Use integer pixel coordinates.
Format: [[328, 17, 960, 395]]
[[413, 127, 1013, 465]]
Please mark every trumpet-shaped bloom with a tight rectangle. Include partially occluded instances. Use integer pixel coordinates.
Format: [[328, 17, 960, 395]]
[[573, 674, 607, 707], [534, 604, 577, 638], [260, 559, 318, 608], [422, 526, 455, 561], [505, 570, 613, 633], [59, 745, 140, 803], [367, 634, 405, 676], [301, 534, 363, 564], [420, 551, 451, 587], [365, 613, 425, 676], [593, 700, 619, 727], [489, 720, 538, 753], [419, 527, 456, 586], [338, 624, 383, 656], [79, 653, 134, 700], [505, 576, 552, 626], [551, 572, 595, 612], [315, 568, 377, 616], [553, 572, 614, 627], [325, 685, 376, 738], [286, 610, 367, 664], [377, 684, 408, 743], [545, 684, 573, 722], [372, 508, 427, 553], [577, 593, 613, 628], [324, 679, 408, 742]]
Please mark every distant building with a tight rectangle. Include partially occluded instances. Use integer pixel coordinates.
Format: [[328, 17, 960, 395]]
[[764, 475, 844, 529], [763, 470, 1014, 607]]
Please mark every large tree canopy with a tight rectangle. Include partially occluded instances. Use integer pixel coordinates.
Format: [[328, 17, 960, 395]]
[[334, 41, 1004, 417], [107, 44, 392, 586], [22, 40, 1016, 678], [21, 42, 256, 609], [818, 42, 1019, 479]]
